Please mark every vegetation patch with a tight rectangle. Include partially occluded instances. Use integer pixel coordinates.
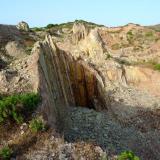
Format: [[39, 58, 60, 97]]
[[0, 146, 12, 160], [147, 25, 160, 32], [127, 30, 134, 44], [133, 60, 160, 71], [29, 116, 45, 133], [46, 24, 59, 29], [145, 31, 154, 37], [0, 93, 40, 124], [32, 20, 104, 33], [114, 58, 131, 66], [31, 27, 44, 32], [154, 63, 160, 71], [118, 151, 140, 160], [105, 53, 112, 59]]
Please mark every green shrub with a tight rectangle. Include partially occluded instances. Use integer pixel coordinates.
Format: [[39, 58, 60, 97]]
[[118, 151, 140, 160], [29, 116, 45, 132], [127, 31, 134, 44], [145, 31, 154, 37], [19, 93, 40, 111], [0, 146, 12, 160], [107, 54, 112, 59], [0, 93, 40, 124], [32, 27, 43, 32], [26, 47, 32, 54], [154, 64, 160, 71], [116, 59, 130, 65], [127, 31, 133, 36], [105, 53, 112, 59], [74, 19, 104, 27], [46, 24, 58, 29]]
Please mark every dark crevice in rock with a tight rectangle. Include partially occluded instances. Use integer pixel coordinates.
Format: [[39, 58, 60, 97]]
[[0, 59, 7, 70]]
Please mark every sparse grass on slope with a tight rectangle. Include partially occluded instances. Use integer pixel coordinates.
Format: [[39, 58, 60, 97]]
[[31, 20, 104, 32], [0, 146, 12, 160], [147, 24, 160, 32]]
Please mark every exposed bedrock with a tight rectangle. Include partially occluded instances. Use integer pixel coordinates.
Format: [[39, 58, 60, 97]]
[[1, 22, 160, 159], [0, 25, 22, 45], [32, 35, 107, 130], [30, 34, 160, 159], [72, 22, 88, 44]]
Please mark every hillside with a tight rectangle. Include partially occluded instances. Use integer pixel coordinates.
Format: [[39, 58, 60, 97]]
[[147, 24, 160, 32], [0, 20, 160, 160]]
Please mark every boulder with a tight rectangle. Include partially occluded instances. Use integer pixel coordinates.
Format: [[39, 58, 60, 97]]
[[5, 41, 26, 58], [17, 21, 30, 32]]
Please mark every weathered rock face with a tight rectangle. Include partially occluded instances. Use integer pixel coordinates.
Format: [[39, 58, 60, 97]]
[[0, 59, 7, 70], [68, 60, 106, 109], [5, 41, 26, 58], [79, 28, 106, 60], [72, 23, 88, 44], [0, 32, 107, 128], [31, 35, 107, 128], [17, 21, 30, 32], [0, 25, 22, 45]]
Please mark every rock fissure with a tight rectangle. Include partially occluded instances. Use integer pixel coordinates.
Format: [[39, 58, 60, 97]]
[[42, 36, 107, 110]]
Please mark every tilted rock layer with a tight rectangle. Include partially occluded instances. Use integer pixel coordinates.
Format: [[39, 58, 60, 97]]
[[31, 35, 107, 128]]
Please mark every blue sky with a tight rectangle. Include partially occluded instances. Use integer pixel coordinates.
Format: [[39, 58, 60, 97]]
[[0, 0, 160, 27]]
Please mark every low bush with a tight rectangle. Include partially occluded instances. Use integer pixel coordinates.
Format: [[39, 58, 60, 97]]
[[127, 30, 134, 44], [32, 27, 44, 32], [74, 19, 104, 27], [106, 53, 112, 59], [0, 93, 40, 124], [145, 31, 154, 37], [25, 47, 32, 54], [118, 151, 140, 160], [0, 146, 12, 160], [46, 24, 58, 29], [115, 58, 130, 66], [154, 63, 160, 71], [29, 116, 45, 132]]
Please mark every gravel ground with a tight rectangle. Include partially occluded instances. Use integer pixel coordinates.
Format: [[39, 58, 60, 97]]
[[64, 107, 160, 160]]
